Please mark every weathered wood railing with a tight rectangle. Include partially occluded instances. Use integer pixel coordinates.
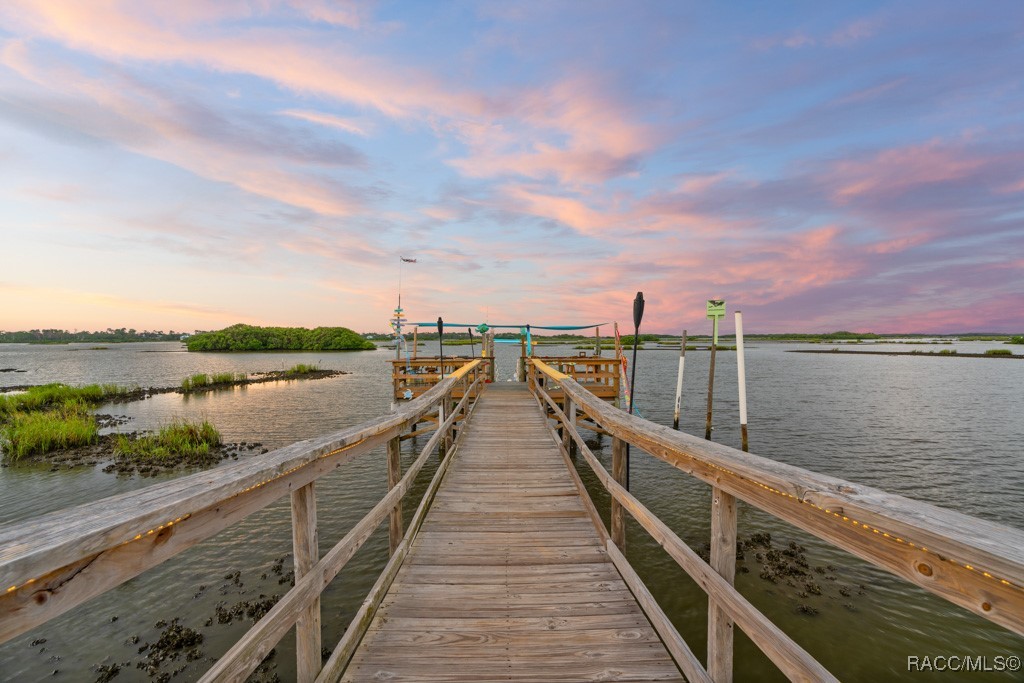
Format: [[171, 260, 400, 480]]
[[390, 356, 494, 399], [529, 358, 1024, 683], [0, 359, 485, 682]]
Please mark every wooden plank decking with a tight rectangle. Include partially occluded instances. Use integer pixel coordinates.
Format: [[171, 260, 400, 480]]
[[340, 384, 684, 682]]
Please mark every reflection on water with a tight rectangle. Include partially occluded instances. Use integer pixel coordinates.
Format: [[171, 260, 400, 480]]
[[1, 341, 1022, 681]]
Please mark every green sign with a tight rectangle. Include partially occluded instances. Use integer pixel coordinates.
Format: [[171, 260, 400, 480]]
[[706, 299, 726, 319]]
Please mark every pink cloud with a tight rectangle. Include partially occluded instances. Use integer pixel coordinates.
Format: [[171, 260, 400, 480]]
[[1, 1, 660, 190], [826, 19, 877, 46], [2, 40, 368, 216], [829, 142, 985, 203], [753, 17, 878, 51], [676, 172, 731, 194], [280, 109, 369, 136], [996, 178, 1024, 194], [448, 75, 658, 185], [287, 0, 370, 29], [0, 1, 489, 119], [500, 185, 614, 234], [832, 77, 908, 106]]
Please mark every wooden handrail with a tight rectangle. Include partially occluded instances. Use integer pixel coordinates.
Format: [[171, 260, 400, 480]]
[[530, 369, 833, 682], [530, 358, 1024, 642], [0, 361, 483, 650], [201, 370, 484, 681]]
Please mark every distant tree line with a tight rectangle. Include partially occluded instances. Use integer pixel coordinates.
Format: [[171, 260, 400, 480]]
[[186, 324, 376, 351], [0, 328, 183, 343]]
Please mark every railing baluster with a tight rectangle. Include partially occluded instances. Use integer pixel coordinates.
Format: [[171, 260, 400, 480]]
[[387, 436, 403, 555], [437, 402, 447, 457], [563, 397, 575, 457], [290, 483, 321, 683], [446, 395, 455, 452], [611, 436, 626, 548]]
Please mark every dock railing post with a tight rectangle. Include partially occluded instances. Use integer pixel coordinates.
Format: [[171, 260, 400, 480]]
[[387, 436, 403, 555], [488, 333, 496, 382], [290, 483, 321, 683], [518, 336, 526, 381], [611, 436, 626, 549], [708, 487, 737, 682]]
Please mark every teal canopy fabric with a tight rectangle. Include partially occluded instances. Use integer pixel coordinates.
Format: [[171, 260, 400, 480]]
[[411, 322, 607, 329]]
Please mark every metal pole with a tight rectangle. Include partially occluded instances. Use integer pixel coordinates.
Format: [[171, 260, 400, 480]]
[[437, 317, 444, 379], [673, 329, 687, 430], [736, 311, 749, 452], [412, 327, 418, 361], [705, 317, 718, 440], [467, 327, 475, 358], [626, 292, 645, 492]]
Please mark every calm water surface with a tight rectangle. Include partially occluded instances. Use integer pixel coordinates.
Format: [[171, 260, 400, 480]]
[[0, 340, 1021, 681]]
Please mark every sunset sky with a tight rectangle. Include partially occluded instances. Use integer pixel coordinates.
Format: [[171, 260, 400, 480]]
[[1, 1, 1022, 334]]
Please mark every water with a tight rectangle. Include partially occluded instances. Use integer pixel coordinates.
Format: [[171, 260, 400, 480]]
[[1, 340, 1022, 681]]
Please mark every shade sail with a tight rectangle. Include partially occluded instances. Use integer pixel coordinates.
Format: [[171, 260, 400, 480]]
[[411, 322, 608, 330]]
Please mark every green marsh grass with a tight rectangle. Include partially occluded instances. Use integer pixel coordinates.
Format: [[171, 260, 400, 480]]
[[284, 363, 320, 376], [0, 383, 132, 418], [985, 349, 1013, 356], [0, 404, 98, 461], [115, 419, 221, 460], [181, 372, 246, 392]]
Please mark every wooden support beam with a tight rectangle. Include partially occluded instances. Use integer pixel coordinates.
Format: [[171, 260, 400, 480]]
[[387, 436, 403, 555], [708, 487, 737, 683], [290, 483, 320, 683]]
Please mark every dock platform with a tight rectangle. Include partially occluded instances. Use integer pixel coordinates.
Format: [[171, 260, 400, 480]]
[[341, 384, 683, 681]]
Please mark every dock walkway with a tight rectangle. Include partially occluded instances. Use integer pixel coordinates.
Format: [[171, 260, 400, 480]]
[[340, 384, 684, 682]]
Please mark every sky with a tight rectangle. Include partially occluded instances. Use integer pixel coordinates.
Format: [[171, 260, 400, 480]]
[[0, 1, 1022, 335]]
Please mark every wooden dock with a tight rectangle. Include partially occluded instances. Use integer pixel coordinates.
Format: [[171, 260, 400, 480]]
[[342, 384, 683, 682], [3, 357, 1023, 682]]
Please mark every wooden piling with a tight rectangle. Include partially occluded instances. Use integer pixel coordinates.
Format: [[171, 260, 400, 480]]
[[705, 320, 718, 441], [673, 329, 687, 430], [736, 311, 749, 452]]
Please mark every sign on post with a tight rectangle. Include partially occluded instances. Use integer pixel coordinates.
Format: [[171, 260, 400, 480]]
[[706, 299, 726, 345]]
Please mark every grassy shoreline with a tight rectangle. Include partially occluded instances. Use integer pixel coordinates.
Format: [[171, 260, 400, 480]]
[[0, 365, 336, 466]]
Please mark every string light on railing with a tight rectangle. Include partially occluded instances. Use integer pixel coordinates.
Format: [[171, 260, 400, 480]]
[[4, 380, 477, 612], [533, 362, 1024, 599]]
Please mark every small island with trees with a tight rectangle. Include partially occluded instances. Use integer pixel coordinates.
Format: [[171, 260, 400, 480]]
[[185, 324, 376, 352]]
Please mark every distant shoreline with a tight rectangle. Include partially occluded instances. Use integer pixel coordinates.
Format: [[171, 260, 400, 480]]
[[788, 349, 1022, 359]]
